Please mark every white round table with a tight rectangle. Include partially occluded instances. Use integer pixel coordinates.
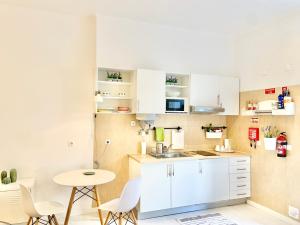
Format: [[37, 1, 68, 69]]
[[53, 169, 115, 225]]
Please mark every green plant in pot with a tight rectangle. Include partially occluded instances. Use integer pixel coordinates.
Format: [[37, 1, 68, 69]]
[[262, 126, 279, 151]]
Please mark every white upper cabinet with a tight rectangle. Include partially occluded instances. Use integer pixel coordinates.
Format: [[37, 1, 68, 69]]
[[190, 74, 220, 107], [190, 74, 239, 115], [218, 76, 239, 115], [136, 69, 166, 114]]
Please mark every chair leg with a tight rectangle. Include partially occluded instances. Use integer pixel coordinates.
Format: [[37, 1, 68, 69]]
[[118, 213, 122, 225], [48, 216, 53, 225], [53, 215, 59, 225], [103, 211, 111, 225], [26, 217, 32, 225], [131, 211, 138, 225], [34, 218, 40, 225]]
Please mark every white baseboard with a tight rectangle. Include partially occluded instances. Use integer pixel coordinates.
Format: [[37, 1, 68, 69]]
[[247, 200, 300, 225]]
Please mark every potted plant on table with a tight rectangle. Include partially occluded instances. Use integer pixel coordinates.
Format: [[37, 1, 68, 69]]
[[262, 126, 279, 151]]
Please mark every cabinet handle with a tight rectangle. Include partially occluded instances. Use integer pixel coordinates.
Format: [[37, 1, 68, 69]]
[[199, 161, 203, 174], [237, 185, 247, 188], [237, 176, 247, 179], [237, 160, 247, 162], [172, 164, 175, 176], [167, 165, 169, 177], [237, 168, 247, 171], [237, 193, 247, 196]]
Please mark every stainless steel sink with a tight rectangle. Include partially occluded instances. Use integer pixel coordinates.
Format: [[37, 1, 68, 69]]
[[149, 152, 189, 159], [189, 151, 218, 156]]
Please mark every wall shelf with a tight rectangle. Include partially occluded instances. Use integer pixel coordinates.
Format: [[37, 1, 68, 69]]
[[101, 96, 132, 100], [166, 84, 188, 88], [241, 109, 295, 116], [96, 80, 132, 86]]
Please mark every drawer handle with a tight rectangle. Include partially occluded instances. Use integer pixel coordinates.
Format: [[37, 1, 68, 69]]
[[237, 176, 247, 179], [237, 193, 247, 196], [237, 168, 247, 171], [237, 160, 247, 162], [237, 185, 247, 188]]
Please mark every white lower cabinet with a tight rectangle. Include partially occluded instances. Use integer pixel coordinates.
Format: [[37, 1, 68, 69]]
[[171, 160, 201, 207], [229, 157, 251, 199], [140, 163, 171, 212], [136, 156, 250, 213], [198, 158, 230, 203]]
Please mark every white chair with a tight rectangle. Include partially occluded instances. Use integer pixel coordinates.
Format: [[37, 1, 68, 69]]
[[19, 184, 64, 225], [99, 177, 141, 225]]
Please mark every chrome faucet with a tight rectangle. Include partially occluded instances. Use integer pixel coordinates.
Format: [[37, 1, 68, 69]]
[[163, 144, 173, 153]]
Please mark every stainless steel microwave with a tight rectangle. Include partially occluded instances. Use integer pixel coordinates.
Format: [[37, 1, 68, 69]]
[[166, 98, 185, 113]]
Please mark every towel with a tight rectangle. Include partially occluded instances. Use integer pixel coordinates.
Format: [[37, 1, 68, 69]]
[[155, 127, 165, 142], [172, 130, 184, 149]]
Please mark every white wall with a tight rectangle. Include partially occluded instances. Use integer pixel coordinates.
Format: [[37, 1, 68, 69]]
[[0, 5, 95, 211], [235, 14, 300, 91], [97, 15, 235, 76]]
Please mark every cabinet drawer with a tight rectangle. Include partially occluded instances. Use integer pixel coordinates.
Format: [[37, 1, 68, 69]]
[[230, 157, 250, 166], [230, 189, 250, 199], [230, 173, 250, 183], [230, 181, 250, 191], [230, 164, 250, 174]]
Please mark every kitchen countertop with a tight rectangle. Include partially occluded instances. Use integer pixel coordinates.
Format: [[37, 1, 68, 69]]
[[128, 150, 250, 164]]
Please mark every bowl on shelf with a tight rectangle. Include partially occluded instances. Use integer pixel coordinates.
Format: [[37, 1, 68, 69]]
[[166, 90, 181, 97], [117, 106, 130, 113]]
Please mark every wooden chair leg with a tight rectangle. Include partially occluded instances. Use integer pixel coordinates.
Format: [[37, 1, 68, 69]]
[[131, 210, 138, 225], [53, 215, 59, 225], [34, 218, 40, 225], [48, 216, 53, 225], [26, 217, 32, 225], [103, 211, 111, 225], [118, 213, 122, 225]]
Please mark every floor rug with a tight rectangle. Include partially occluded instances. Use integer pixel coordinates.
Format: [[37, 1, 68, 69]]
[[177, 213, 238, 225]]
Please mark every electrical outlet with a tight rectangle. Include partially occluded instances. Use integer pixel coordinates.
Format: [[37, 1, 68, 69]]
[[289, 205, 299, 219], [287, 145, 292, 151], [130, 121, 136, 127], [105, 139, 111, 145]]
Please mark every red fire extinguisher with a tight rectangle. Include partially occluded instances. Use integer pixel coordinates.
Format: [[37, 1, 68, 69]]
[[277, 132, 287, 157]]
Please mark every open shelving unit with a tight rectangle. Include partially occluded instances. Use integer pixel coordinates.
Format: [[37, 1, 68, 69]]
[[165, 73, 190, 113], [95, 68, 135, 114]]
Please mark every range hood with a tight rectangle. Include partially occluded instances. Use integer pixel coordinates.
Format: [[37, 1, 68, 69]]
[[190, 105, 225, 114]]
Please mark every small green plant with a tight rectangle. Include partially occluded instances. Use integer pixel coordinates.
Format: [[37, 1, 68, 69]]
[[107, 71, 122, 81], [1, 171, 7, 183], [2, 177, 11, 184], [10, 169, 17, 183], [261, 126, 280, 138]]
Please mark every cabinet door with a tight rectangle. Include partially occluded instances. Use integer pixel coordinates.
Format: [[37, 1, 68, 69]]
[[171, 160, 201, 208], [190, 74, 220, 107], [136, 69, 165, 114], [198, 158, 229, 203], [140, 163, 171, 212], [218, 76, 239, 115]]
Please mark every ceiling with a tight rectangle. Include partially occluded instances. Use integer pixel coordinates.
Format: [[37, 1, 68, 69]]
[[1, 0, 300, 35]]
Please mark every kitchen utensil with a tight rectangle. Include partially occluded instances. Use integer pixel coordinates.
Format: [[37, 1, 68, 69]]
[[156, 143, 163, 154]]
